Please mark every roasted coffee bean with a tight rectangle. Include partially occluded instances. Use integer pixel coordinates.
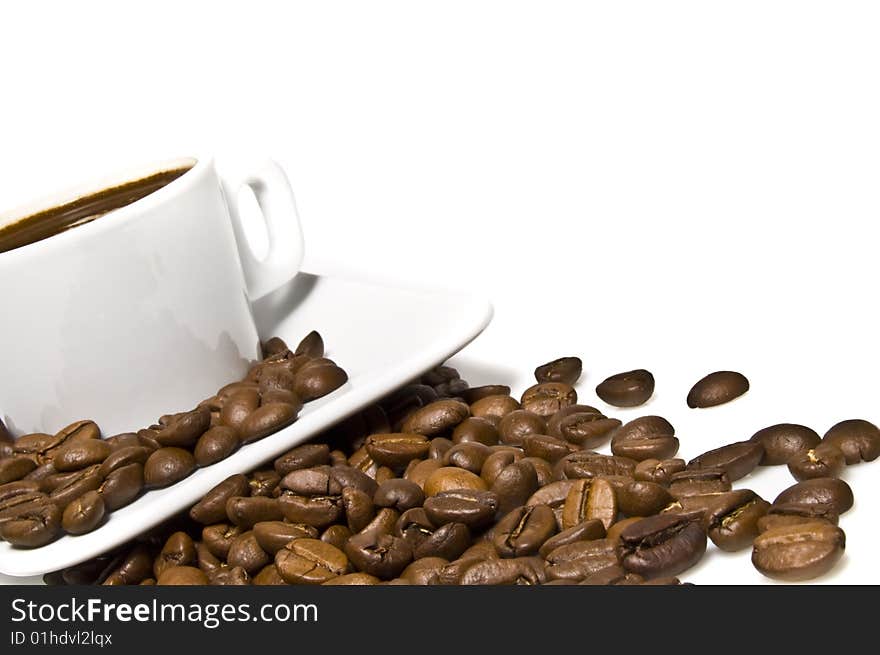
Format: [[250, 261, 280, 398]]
[[822, 419, 880, 464], [0, 497, 62, 547], [342, 487, 375, 533], [596, 370, 655, 408], [618, 514, 706, 579], [520, 383, 577, 417], [521, 435, 575, 463], [428, 437, 454, 461], [451, 417, 499, 446], [458, 386, 511, 405], [480, 450, 523, 487], [611, 416, 678, 461], [189, 475, 250, 525], [239, 403, 299, 444], [400, 557, 449, 585], [774, 478, 853, 515], [210, 566, 250, 586], [0, 480, 41, 503], [494, 504, 557, 557], [396, 507, 436, 551], [470, 395, 521, 422], [497, 410, 547, 446], [49, 465, 103, 510], [102, 545, 153, 585], [99, 463, 143, 510], [262, 336, 290, 357], [788, 443, 845, 481], [274, 444, 331, 476], [227, 531, 270, 575], [560, 452, 637, 480], [52, 440, 112, 472], [226, 496, 283, 529], [201, 524, 242, 560], [535, 357, 583, 385], [156, 407, 211, 448], [252, 521, 318, 554], [752, 522, 845, 581], [687, 371, 749, 408], [617, 481, 673, 517], [365, 433, 431, 468], [400, 400, 470, 437], [0, 457, 37, 484], [688, 441, 763, 481], [757, 502, 839, 533], [545, 539, 620, 582], [562, 478, 617, 530], [220, 389, 261, 431], [546, 405, 602, 436], [143, 448, 195, 489], [610, 518, 653, 546], [320, 524, 353, 550], [219, 381, 260, 400], [196, 541, 222, 574], [321, 572, 381, 586], [424, 490, 499, 528], [105, 432, 143, 450], [345, 531, 412, 579], [404, 459, 443, 489], [194, 426, 239, 467], [704, 492, 769, 552], [275, 538, 350, 584], [452, 556, 547, 585], [413, 522, 471, 560], [557, 414, 621, 449], [538, 519, 606, 558], [281, 466, 334, 496], [153, 532, 197, 578], [61, 490, 105, 535], [258, 365, 297, 396], [97, 446, 151, 478], [278, 493, 343, 528], [424, 467, 488, 496], [293, 363, 348, 401], [374, 479, 425, 512], [634, 458, 686, 485], [136, 429, 161, 451], [294, 330, 324, 357], [252, 564, 286, 586], [521, 457, 554, 487], [491, 461, 539, 514], [422, 365, 461, 386], [669, 468, 731, 498], [750, 423, 821, 466], [442, 442, 490, 473], [157, 566, 207, 585]]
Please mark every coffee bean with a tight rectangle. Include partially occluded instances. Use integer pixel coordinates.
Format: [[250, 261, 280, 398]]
[[201, 524, 242, 560], [143, 448, 195, 488], [293, 330, 324, 357], [261, 336, 289, 357], [252, 564, 286, 586], [545, 405, 602, 436], [99, 463, 143, 510], [373, 479, 425, 512], [220, 389, 261, 431], [320, 524, 353, 551], [345, 531, 412, 579], [494, 504, 557, 557], [521, 435, 575, 463], [752, 522, 845, 581], [545, 539, 620, 582], [562, 478, 617, 530], [0, 457, 37, 485], [538, 519, 605, 558], [365, 433, 431, 468], [52, 440, 112, 472], [579, 564, 645, 586], [687, 371, 749, 408], [442, 442, 490, 473], [757, 502, 839, 533], [401, 400, 470, 437], [459, 385, 512, 404], [618, 514, 706, 579], [556, 414, 621, 449], [252, 521, 317, 554], [275, 538, 350, 584], [400, 557, 449, 585], [153, 532, 197, 578], [428, 437, 454, 461], [156, 407, 211, 448], [688, 441, 764, 481], [239, 403, 299, 444], [451, 556, 547, 585], [194, 426, 239, 467], [274, 444, 331, 476], [102, 545, 153, 585], [342, 487, 376, 533], [293, 363, 348, 401], [617, 481, 673, 517], [404, 459, 443, 489], [773, 478, 853, 515], [480, 450, 522, 487], [611, 416, 678, 461], [520, 383, 577, 417], [423, 490, 499, 528], [788, 443, 845, 481], [535, 357, 583, 385], [188, 474, 250, 525], [497, 410, 547, 446], [60, 490, 106, 535], [669, 468, 731, 499], [210, 566, 250, 586], [822, 419, 880, 464], [560, 452, 637, 480], [634, 458, 686, 485], [413, 522, 471, 560], [49, 464, 103, 510], [0, 497, 62, 547], [226, 496, 283, 529], [451, 417, 499, 446], [157, 566, 208, 585], [491, 461, 539, 514], [749, 423, 820, 466], [97, 446, 151, 478], [227, 531, 270, 575], [596, 369, 655, 407], [424, 467, 488, 496], [469, 395, 521, 422], [278, 493, 343, 528]]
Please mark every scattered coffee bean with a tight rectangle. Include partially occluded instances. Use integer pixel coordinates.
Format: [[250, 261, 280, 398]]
[[749, 423, 821, 466], [520, 383, 577, 417], [618, 514, 706, 579], [687, 371, 749, 408], [822, 419, 880, 464], [611, 416, 678, 461], [687, 441, 763, 481], [534, 357, 583, 385], [752, 522, 845, 581], [143, 448, 195, 489], [596, 369, 655, 407], [788, 443, 845, 481], [774, 478, 853, 515]]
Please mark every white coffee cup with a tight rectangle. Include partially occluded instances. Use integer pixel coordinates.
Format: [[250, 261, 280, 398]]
[[0, 156, 303, 437]]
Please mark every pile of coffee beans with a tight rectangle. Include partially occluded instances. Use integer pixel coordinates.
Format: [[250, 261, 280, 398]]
[[0, 332, 347, 548], [40, 359, 878, 585]]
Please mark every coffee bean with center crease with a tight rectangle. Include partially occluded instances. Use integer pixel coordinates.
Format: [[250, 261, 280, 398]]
[[201, 524, 242, 560], [669, 468, 731, 499], [634, 458, 686, 486], [0, 497, 62, 547], [424, 467, 488, 496], [544, 539, 620, 582], [374, 479, 425, 512], [226, 496, 283, 529], [596, 370, 655, 408], [156, 407, 211, 448], [538, 519, 605, 558], [749, 423, 821, 466], [99, 463, 144, 510], [494, 504, 557, 557], [497, 410, 547, 446], [687, 371, 749, 408], [274, 444, 331, 476], [618, 514, 707, 579], [822, 419, 880, 464], [345, 531, 412, 579], [61, 490, 106, 535], [757, 503, 839, 533], [252, 521, 318, 554], [617, 481, 673, 517], [399, 557, 449, 585], [194, 426, 239, 467], [491, 461, 539, 514], [442, 442, 490, 473], [342, 487, 375, 533], [788, 443, 845, 481], [189, 474, 250, 525], [227, 531, 270, 575], [97, 446, 151, 478], [557, 414, 621, 450], [322, 525, 353, 551], [0, 458, 37, 485], [562, 478, 617, 530], [49, 464, 103, 510], [469, 395, 521, 424], [210, 566, 250, 586], [521, 435, 575, 463], [752, 522, 846, 581], [534, 357, 583, 385], [395, 507, 436, 551], [520, 383, 577, 417], [365, 434, 430, 468], [687, 441, 764, 481], [773, 478, 853, 515], [153, 532, 197, 578], [275, 538, 350, 584], [448, 556, 547, 585], [239, 403, 300, 444], [143, 448, 195, 489], [560, 452, 637, 480], [423, 490, 499, 529], [52, 440, 112, 472], [401, 400, 470, 437], [451, 417, 499, 446], [702, 490, 770, 552], [413, 522, 471, 560], [611, 416, 678, 462], [278, 493, 342, 528]]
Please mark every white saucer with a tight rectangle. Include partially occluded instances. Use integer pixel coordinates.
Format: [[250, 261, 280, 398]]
[[0, 270, 492, 579]]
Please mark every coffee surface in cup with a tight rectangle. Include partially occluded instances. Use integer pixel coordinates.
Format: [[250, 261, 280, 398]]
[[0, 165, 192, 254]]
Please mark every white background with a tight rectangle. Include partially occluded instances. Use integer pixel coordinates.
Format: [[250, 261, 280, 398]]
[[1, 1, 878, 584]]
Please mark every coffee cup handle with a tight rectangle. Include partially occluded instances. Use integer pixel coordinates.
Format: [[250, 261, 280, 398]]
[[221, 160, 305, 301]]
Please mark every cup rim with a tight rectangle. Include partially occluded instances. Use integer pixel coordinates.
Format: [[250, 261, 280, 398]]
[[0, 156, 204, 260]]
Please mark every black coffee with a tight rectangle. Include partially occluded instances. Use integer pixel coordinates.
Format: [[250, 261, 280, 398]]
[[0, 165, 192, 254]]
